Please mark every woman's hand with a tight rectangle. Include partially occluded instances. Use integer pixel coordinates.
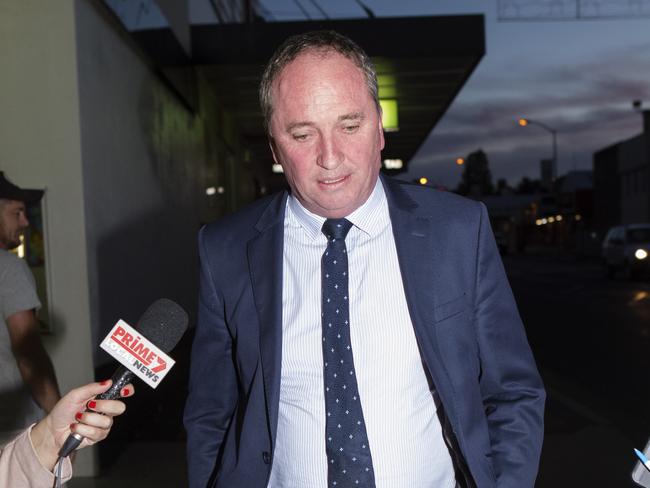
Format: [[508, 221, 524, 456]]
[[29, 380, 134, 471]]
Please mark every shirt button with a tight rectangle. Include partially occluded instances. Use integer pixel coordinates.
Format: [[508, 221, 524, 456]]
[[262, 451, 271, 464]]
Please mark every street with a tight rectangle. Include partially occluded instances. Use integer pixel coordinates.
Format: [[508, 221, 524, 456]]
[[505, 253, 650, 486]]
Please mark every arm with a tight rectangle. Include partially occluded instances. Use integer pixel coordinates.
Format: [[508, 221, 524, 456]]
[[474, 203, 545, 487], [0, 381, 132, 487], [0, 426, 69, 488], [184, 227, 240, 488], [7, 309, 61, 413]]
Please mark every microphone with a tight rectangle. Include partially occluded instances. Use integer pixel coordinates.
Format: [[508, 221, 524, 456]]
[[58, 298, 188, 458]]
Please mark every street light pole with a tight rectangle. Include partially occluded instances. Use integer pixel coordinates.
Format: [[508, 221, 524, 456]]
[[518, 118, 558, 181]]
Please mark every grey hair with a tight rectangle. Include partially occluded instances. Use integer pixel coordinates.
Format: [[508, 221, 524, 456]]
[[259, 30, 380, 135]]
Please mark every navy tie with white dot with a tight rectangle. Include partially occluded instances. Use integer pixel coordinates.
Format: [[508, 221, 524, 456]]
[[321, 218, 375, 488]]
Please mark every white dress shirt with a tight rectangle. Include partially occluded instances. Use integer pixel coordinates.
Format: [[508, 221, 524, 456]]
[[268, 179, 456, 488]]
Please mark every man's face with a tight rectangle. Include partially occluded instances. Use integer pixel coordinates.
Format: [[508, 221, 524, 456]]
[[0, 199, 29, 250], [268, 50, 384, 219]]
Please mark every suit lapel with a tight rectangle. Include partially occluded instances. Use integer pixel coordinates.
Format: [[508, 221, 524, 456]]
[[384, 178, 469, 449], [247, 192, 287, 448], [383, 176, 437, 325], [383, 177, 444, 379]]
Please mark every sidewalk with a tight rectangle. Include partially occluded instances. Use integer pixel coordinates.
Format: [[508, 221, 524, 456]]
[[67, 441, 187, 487]]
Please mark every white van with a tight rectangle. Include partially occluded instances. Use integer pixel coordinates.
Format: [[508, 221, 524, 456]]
[[602, 224, 650, 279]]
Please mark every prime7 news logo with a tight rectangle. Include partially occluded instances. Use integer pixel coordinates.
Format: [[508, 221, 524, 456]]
[[100, 320, 175, 388]]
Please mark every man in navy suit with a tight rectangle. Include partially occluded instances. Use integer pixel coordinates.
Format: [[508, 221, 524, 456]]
[[184, 30, 545, 488]]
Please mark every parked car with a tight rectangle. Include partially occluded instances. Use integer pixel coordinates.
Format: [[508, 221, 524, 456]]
[[602, 224, 650, 279]]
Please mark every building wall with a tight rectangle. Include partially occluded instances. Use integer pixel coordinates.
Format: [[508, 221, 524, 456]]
[[75, 0, 212, 357], [1, 0, 253, 475], [0, 0, 97, 475], [73, 0, 252, 446], [619, 134, 649, 224], [593, 144, 621, 237], [74, 0, 256, 350]]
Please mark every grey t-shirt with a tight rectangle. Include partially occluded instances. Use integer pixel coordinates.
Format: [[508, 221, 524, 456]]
[[0, 249, 43, 442]]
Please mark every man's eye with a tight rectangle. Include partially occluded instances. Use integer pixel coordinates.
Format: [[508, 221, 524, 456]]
[[292, 133, 309, 141], [343, 125, 360, 133]]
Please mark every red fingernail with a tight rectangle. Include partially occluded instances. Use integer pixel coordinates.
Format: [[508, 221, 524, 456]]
[[121, 387, 130, 396], [70, 423, 75, 431], [100, 380, 109, 386], [75, 412, 83, 421], [88, 400, 97, 409]]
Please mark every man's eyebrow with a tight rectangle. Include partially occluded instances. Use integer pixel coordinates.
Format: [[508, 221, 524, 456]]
[[286, 121, 314, 132], [338, 112, 364, 123], [284, 112, 365, 131]]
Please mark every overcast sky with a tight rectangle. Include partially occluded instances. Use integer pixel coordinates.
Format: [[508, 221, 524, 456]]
[[254, 0, 650, 188]]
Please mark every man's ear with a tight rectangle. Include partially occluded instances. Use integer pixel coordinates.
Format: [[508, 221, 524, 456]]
[[378, 117, 385, 151], [269, 136, 281, 165]]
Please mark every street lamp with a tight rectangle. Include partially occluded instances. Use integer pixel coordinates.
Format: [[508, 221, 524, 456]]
[[518, 118, 558, 181]]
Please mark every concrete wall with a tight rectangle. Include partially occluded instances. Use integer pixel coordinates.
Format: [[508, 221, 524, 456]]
[[75, 0, 261, 352], [0, 0, 97, 475], [72, 0, 262, 452], [1, 0, 253, 476], [75, 0, 207, 356]]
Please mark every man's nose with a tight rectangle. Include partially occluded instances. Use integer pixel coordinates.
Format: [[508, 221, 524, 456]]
[[19, 214, 29, 228], [316, 135, 343, 169]]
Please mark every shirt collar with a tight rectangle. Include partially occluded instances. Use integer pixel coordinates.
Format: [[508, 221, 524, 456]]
[[287, 177, 388, 241]]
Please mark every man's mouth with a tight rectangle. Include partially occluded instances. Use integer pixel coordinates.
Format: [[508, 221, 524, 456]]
[[319, 175, 349, 187]]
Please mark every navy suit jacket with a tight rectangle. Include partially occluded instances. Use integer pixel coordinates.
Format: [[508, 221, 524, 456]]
[[184, 176, 545, 488]]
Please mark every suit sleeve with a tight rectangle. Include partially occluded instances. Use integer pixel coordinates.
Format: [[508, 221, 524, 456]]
[[474, 203, 545, 487], [184, 226, 239, 488]]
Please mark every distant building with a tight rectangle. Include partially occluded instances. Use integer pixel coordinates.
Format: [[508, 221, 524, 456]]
[[554, 170, 596, 255], [593, 110, 650, 237], [479, 171, 595, 254], [620, 133, 650, 223], [540, 158, 553, 190], [481, 194, 538, 253], [593, 143, 622, 238], [555, 170, 593, 222]]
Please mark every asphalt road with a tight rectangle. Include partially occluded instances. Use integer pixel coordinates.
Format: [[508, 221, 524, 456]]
[[504, 252, 650, 487]]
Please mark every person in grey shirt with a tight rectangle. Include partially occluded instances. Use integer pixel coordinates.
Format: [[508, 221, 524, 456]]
[[0, 172, 60, 445]]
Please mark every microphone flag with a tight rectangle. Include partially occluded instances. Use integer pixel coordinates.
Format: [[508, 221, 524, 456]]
[[100, 319, 175, 389]]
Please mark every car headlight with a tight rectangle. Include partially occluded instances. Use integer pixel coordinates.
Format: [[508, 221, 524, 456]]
[[635, 249, 648, 260]]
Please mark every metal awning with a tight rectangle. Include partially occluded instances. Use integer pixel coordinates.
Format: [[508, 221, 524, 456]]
[[191, 15, 485, 176], [125, 13, 484, 184]]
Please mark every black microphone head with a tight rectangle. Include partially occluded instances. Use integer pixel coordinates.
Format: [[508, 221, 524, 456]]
[[136, 298, 188, 353]]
